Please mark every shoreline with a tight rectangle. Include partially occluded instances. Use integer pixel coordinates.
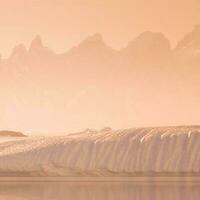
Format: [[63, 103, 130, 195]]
[[1, 176, 200, 182]]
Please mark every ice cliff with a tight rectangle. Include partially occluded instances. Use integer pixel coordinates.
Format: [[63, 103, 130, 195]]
[[0, 126, 200, 176]]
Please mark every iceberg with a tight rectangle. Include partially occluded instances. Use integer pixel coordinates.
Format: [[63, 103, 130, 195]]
[[0, 126, 200, 177]]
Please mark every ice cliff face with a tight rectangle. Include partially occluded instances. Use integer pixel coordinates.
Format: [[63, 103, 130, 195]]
[[0, 126, 200, 176]]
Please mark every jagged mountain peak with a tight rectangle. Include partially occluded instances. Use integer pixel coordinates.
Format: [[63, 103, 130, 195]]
[[10, 43, 27, 59], [28, 35, 55, 57], [66, 33, 114, 57], [193, 24, 200, 33], [77, 33, 107, 49], [85, 33, 104, 42], [29, 35, 43, 52], [127, 31, 171, 51], [175, 24, 200, 51], [121, 31, 171, 63]]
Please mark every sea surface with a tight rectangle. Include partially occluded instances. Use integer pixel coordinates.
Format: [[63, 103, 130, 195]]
[[0, 182, 199, 200]]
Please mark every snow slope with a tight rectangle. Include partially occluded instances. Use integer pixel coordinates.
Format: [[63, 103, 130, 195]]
[[0, 126, 200, 176]]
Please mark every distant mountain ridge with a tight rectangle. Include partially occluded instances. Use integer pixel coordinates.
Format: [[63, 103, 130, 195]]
[[1, 25, 200, 59], [0, 25, 200, 132]]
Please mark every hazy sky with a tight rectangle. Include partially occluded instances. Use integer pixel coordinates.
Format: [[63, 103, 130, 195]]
[[0, 0, 200, 57]]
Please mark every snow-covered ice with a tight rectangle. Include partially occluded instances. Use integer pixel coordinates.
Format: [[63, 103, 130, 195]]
[[0, 126, 200, 176]]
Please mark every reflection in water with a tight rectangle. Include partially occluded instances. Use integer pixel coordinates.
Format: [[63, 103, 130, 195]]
[[0, 182, 199, 200]]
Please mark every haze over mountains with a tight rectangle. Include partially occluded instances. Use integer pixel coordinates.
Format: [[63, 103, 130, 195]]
[[0, 25, 200, 133]]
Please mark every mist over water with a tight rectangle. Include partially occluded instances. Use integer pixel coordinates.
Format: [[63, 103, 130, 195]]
[[0, 182, 199, 200]]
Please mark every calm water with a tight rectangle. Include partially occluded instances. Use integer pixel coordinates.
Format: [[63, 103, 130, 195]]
[[0, 182, 199, 200]]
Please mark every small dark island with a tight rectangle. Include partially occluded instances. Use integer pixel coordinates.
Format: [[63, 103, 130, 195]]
[[0, 130, 26, 137]]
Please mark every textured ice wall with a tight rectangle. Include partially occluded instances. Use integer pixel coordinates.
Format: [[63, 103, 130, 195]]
[[0, 126, 200, 176]]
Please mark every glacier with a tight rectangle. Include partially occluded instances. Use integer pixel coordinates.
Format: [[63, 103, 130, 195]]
[[0, 126, 200, 177]]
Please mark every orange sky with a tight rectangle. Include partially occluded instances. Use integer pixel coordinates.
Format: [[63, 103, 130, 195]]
[[0, 0, 200, 57]]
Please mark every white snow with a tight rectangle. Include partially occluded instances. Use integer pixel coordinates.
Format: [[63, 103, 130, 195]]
[[0, 137, 25, 143], [0, 126, 200, 176]]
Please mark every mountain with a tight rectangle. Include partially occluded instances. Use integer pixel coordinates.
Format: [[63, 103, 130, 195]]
[[121, 31, 171, 65], [29, 35, 56, 58], [175, 25, 200, 51], [66, 33, 113, 55], [0, 26, 200, 132], [29, 35, 43, 52], [174, 25, 200, 65], [173, 25, 200, 92], [10, 44, 28, 61]]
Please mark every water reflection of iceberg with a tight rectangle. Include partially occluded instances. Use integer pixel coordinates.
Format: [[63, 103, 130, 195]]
[[0, 182, 200, 200]]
